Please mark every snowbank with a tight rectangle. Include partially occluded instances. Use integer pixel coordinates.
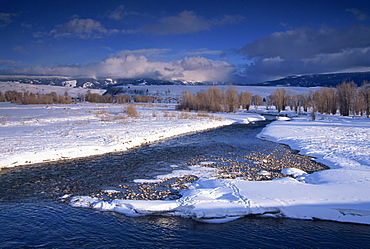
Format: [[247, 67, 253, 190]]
[[70, 114, 370, 225], [1, 102, 264, 168]]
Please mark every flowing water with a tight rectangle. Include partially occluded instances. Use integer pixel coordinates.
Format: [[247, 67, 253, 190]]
[[1, 123, 369, 248]]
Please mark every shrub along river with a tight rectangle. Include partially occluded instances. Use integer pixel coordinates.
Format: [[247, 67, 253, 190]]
[[1, 121, 369, 248]]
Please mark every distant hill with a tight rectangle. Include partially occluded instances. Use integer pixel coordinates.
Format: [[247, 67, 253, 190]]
[[258, 72, 370, 87], [1, 72, 370, 89], [0, 76, 214, 89]]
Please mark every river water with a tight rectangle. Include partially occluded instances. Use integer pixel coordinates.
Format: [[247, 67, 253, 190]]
[[1, 123, 369, 248]]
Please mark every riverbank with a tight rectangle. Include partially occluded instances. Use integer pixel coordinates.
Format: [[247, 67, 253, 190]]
[[71, 112, 370, 225], [0, 102, 264, 169], [2, 100, 370, 225]]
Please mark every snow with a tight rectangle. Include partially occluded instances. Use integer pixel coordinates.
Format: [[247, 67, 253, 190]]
[[1, 82, 370, 225], [69, 113, 370, 225], [134, 165, 218, 183], [0, 81, 105, 97], [0, 102, 236, 168], [62, 80, 77, 88]]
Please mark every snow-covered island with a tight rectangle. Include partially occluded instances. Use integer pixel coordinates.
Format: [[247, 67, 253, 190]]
[[1, 83, 370, 225]]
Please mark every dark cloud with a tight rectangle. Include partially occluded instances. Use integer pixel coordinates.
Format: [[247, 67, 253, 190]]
[[238, 25, 370, 60], [235, 24, 370, 83]]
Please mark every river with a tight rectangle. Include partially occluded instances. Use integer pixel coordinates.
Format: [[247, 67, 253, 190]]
[[1, 122, 369, 248]]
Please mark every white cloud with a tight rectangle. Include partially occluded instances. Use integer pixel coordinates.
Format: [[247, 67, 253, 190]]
[[346, 8, 368, 21], [180, 49, 223, 57], [50, 18, 120, 39], [0, 50, 234, 82], [0, 60, 18, 69], [0, 12, 17, 28], [107, 4, 141, 21], [43, 11, 242, 39], [0, 13, 13, 23], [108, 5, 126, 20], [12, 46, 26, 54], [94, 53, 234, 82], [116, 48, 172, 57]]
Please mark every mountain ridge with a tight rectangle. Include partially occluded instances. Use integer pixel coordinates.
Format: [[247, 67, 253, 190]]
[[1, 71, 369, 88], [257, 72, 370, 87]]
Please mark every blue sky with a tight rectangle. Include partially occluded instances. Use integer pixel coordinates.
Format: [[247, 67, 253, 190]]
[[1, 0, 370, 83]]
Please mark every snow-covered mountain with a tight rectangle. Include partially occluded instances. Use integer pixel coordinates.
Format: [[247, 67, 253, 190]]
[[0, 75, 224, 89], [1, 71, 370, 89], [260, 72, 370, 87]]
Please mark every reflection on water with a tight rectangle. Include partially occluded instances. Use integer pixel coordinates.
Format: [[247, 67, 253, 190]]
[[1, 123, 369, 248]]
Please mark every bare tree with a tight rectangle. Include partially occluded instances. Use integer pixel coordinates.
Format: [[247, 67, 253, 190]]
[[298, 93, 312, 112], [326, 87, 338, 115], [177, 88, 223, 112], [195, 91, 207, 111], [0, 91, 5, 102], [177, 90, 195, 110], [225, 86, 239, 113], [265, 95, 273, 110], [337, 81, 356, 116], [205, 87, 223, 112], [253, 94, 263, 110], [359, 81, 370, 117], [63, 92, 73, 104], [313, 87, 337, 115], [288, 92, 299, 112], [314, 89, 325, 114], [115, 94, 132, 103], [239, 90, 253, 110], [353, 88, 365, 116], [270, 88, 288, 112], [5, 90, 22, 103]]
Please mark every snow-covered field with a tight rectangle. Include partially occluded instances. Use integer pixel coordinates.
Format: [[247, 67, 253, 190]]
[[0, 81, 317, 99], [0, 102, 244, 168], [1, 82, 370, 225], [0, 81, 105, 97]]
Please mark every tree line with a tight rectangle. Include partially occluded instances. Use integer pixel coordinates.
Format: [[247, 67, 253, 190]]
[[0, 90, 73, 104], [1, 81, 369, 117], [267, 81, 370, 117], [0, 90, 170, 105], [82, 91, 164, 103], [176, 86, 262, 113], [177, 81, 370, 117]]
